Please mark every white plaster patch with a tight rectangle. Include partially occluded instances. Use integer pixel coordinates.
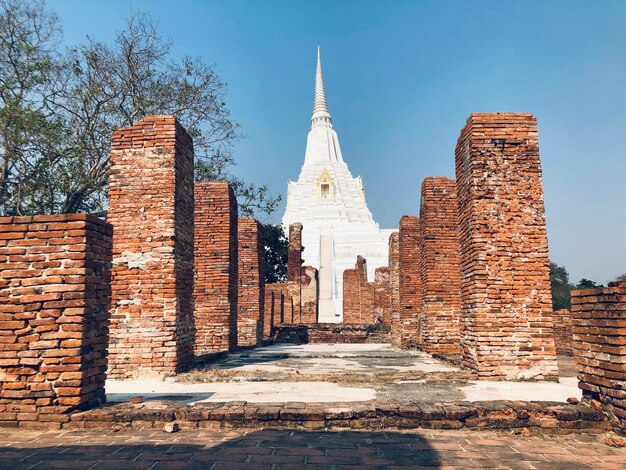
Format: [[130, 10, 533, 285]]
[[113, 250, 157, 269]]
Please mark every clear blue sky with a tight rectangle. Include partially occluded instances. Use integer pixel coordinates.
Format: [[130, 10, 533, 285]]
[[49, 0, 626, 284]]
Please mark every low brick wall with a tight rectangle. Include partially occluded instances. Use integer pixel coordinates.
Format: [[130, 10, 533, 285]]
[[274, 324, 390, 344], [572, 282, 626, 432], [553, 309, 573, 355], [0, 214, 112, 429], [64, 400, 608, 433]]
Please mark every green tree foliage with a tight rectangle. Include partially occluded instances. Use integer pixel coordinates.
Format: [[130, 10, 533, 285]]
[[550, 262, 574, 310], [261, 223, 288, 284], [0, 0, 280, 217], [576, 278, 603, 289], [615, 273, 626, 283]]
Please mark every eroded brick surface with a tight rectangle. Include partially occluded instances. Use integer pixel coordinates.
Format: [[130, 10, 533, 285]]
[[237, 218, 264, 348], [374, 267, 390, 325], [399, 216, 422, 348], [194, 182, 238, 355], [455, 113, 558, 380], [572, 282, 626, 432], [388, 232, 401, 346], [108, 115, 195, 379], [418, 177, 461, 355], [0, 214, 111, 428]]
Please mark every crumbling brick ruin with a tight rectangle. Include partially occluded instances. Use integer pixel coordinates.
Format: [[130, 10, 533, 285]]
[[572, 282, 626, 432], [388, 232, 401, 345], [455, 113, 558, 380], [0, 214, 111, 428], [194, 182, 238, 355], [342, 256, 375, 324], [398, 216, 422, 348], [374, 267, 391, 325], [264, 223, 318, 327], [237, 218, 265, 347], [108, 116, 195, 379], [418, 177, 461, 355]]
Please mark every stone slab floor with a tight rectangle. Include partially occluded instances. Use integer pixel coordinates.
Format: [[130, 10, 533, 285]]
[[3, 427, 625, 469], [106, 344, 580, 404]]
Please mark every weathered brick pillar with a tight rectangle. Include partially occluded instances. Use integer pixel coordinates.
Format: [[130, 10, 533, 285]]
[[287, 223, 303, 282], [194, 182, 238, 355], [263, 287, 275, 340], [399, 216, 422, 348], [374, 267, 391, 325], [455, 113, 558, 380], [388, 232, 401, 345], [300, 266, 319, 323], [572, 282, 626, 431], [287, 223, 303, 322], [418, 177, 461, 355], [108, 115, 195, 379], [357, 256, 375, 324], [343, 268, 361, 324], [0, 214, 111, 428], [237, 218, 264, 347]]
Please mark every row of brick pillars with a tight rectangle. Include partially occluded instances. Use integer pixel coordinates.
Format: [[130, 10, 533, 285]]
[[107, 116, 266, 378], [378, 113, 558, 380]]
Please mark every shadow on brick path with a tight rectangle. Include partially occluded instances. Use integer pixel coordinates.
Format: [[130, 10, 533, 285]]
[[3, 427, 624, 469], [3, 429, 443, 469]]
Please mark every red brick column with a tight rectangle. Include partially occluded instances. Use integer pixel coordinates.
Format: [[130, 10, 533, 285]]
[[108, 115, 195, 379], [455, 113, 558, 380], [418, 177, 461, 355], [388, 232, 401, 345], [374, 267, 391, 325], [0, 214, 111, 428], [237, 218, 264, 347], [572, 283, 626, 431], [343, 268, 361, 324], [399, 216, 422, 348], [194, 182, 238, 355]]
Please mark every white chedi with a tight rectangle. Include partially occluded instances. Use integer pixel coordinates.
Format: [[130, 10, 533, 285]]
[[282, 47, 394, 322]]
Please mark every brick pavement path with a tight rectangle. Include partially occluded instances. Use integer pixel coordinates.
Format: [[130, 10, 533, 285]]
[[2, 428, 625, 469]]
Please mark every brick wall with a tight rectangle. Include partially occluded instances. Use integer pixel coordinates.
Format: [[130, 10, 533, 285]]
[[399, 216, 422, 348], [455, 113, 558, 380], [108, 115, 195, 379], [374, 267, 391, 325], [572, 282, 626, 431], [237, 218, 264, 348], [0, 214, 111, 428], [274, 324, 391, 344], [264, 283, 290, 328], [388, 232, 401, 345], [553, 309, 573, 355], [194, 182, 238, 355], [418, 177, 461, 355]]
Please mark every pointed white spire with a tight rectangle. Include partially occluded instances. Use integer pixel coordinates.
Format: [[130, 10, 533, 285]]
[[312, 45, 332, 126]]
